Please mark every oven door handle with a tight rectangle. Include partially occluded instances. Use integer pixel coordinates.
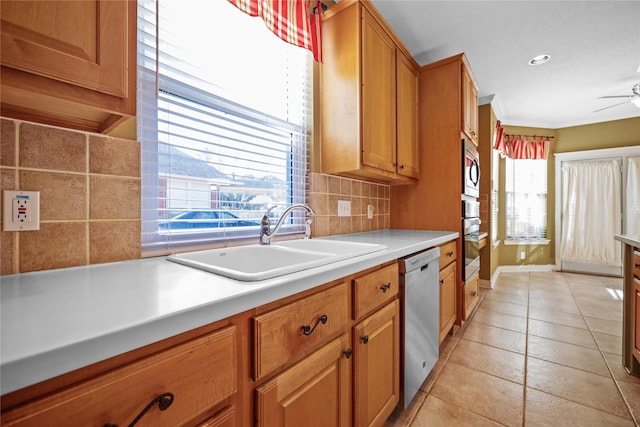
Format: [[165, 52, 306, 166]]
[[469, 159, 480, 186], [464, 218, 481, 227]]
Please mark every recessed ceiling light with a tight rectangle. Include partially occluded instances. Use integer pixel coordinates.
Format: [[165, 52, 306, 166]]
[[529, 54, 550, 65]]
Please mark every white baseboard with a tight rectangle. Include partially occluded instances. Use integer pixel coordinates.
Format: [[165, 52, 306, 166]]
[[482, 264, 556, 289]]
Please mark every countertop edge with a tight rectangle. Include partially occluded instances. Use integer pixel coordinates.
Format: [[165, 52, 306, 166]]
[[614, 234, 640, 247]]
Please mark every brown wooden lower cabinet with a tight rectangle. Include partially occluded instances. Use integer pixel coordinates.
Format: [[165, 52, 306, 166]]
[[463, 273, 480, 321], [633, 276, 640, 364], [353, 299, 400, 427], [439, 258, 456, 344], [1, 326, 237, 427], [198, 406, 236, 427], [255, 334, 351, 427]]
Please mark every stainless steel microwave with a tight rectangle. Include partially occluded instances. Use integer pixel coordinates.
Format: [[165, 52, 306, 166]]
[[463, 139, 480, 198]]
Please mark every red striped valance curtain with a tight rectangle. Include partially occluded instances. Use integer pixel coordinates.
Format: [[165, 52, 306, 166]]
[[494, 120, 506, 155], [499, 134, 551, 160], [228, 0, 323, 62], [493, 122, 550, 160]]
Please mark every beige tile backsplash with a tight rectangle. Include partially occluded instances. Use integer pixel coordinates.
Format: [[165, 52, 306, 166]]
[[307, 172, 390, 237], [0, 118, 390, 275], [0, 118, 141, 275]]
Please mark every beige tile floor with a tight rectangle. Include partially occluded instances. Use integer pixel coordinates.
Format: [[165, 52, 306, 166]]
[[386, 271, 640, 426]]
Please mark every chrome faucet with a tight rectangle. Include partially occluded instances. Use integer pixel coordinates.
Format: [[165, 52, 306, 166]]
[[260, 203, 316, 245]]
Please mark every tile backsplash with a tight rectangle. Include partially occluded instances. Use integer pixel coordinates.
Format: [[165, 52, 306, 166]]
[[307, 172, 390, 237], [0, 118, 141, 275], [0, 118, 390, 276]]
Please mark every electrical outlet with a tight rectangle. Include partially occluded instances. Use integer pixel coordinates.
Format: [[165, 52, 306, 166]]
[[520, 251, 526, 260], [338, 200, 351, 217], [3, 190, 40, 231], [367, 204, 374, 219]]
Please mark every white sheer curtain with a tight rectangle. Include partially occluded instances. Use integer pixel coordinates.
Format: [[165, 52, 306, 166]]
[[627, 157, 640, 235], [560, 159, 622, 266]]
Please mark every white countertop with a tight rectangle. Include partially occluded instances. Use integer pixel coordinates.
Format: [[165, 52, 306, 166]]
[[614, 234, 640, 247], [0, 229, 457, 395]]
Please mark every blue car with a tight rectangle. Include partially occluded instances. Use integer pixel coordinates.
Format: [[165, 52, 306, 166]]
[[158, 210, 260, 230]]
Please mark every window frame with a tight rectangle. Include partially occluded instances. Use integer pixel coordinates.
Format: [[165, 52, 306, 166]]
[[504, 157, 549, 244], [138, 0, 312, 255]]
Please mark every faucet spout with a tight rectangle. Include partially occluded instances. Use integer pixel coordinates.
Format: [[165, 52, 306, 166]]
[[259, 203, 316, 245]]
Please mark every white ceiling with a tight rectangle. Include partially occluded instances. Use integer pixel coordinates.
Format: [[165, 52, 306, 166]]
[[369, 0, 640, 129]]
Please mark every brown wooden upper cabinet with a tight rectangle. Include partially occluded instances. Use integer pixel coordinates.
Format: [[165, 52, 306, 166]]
[[0, 0, 136, 134], [321, 0, 419, 184], [461, 63, 479, 145]]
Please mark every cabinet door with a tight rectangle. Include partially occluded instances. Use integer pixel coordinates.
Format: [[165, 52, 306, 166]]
[[464, 272, 480, 321], [198, 406, 235, 427], [396, 51, 419, 179], [255, 335, 351, 427], [361, 7, 396, 174], [439, 261, 456, 344], [353, 299, 400, 427], [1, 1, 128, 97], [461, 66, 478, 143], [634, 278, 640, 362]]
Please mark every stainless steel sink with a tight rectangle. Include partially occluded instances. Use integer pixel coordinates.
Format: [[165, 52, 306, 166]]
[[167, 239, 386, 281]]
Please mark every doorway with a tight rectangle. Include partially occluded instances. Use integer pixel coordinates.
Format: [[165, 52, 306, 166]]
[[554, 146, 640, 276]]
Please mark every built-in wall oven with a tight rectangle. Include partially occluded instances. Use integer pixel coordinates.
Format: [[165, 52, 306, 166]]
[[463, 139, 480, 198], [462, 200, 481, 280]]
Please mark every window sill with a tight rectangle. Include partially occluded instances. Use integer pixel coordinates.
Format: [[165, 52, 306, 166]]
[[504, 239, 550, 246]]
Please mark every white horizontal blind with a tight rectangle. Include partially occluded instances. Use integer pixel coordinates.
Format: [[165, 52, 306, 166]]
[[138, 0, 311, 255], [505, 158, 547, 240], [491, 149, 499, 243]]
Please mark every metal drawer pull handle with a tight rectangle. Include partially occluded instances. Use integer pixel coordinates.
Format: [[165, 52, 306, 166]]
[[343, 348, 353, 359], [439, 279, 444, 285], [301, 314, 328, 336], [360, 335, 369, 344], [104, 392, 174, 427], [472, 291, 477, 296], [635, 263, 640, 269], [380, 283, 391, 293], [446, 251, 454, 257]]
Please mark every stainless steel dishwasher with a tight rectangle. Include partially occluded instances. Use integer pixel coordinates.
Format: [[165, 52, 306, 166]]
[[399, 247, 440, 408]]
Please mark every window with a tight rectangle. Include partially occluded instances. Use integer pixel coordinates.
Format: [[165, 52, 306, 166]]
[[491, 149, 499, 244], [138, 0, 312, 254], [505, 158, 547, 241]]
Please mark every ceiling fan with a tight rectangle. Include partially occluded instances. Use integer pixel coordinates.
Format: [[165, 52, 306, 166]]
[[593, 83, 640, 112]]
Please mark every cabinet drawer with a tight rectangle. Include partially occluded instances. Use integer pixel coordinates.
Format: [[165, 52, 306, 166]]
[[3, 326, 237, 427], [464, 273, 480, 320], [439, 240, 457, 269], [254, 282, 349, 380], [633, 250, 640, 279], [353, 263, 399, 320]]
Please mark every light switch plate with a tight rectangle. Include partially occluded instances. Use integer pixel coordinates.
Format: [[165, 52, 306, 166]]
[[3, 190, 40, 231], [367, 204, 374, 219], [338, 200, 351, 217]]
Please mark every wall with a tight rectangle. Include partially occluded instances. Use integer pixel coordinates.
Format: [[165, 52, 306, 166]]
[[555, 117, 640, 153], [0, 118, 141, 275]]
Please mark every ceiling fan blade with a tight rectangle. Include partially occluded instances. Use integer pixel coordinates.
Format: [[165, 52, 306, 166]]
[[598, 95, 632, 99], [593, 100, 631, 113]]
